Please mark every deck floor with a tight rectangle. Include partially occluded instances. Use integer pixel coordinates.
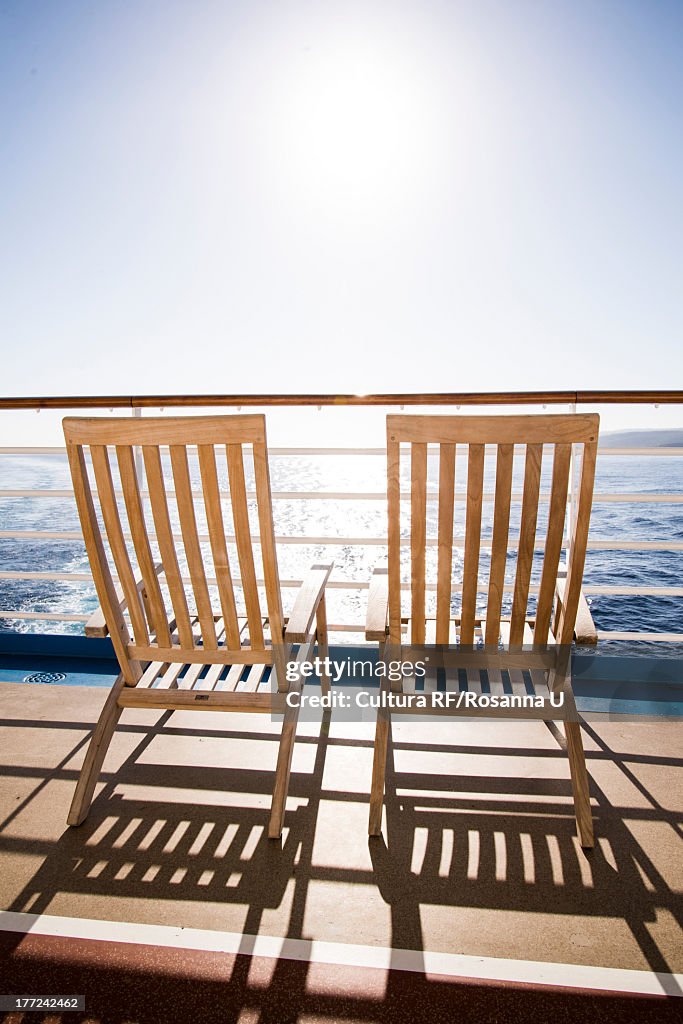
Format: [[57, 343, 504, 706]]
[[0, 678, 681, 1019]]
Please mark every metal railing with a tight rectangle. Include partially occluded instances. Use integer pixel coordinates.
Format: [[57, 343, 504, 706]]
[[1, 389, 682, 409], [1, 391, 682, 642]]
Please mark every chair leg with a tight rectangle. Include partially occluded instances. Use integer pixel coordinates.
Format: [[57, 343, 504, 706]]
[[565, 720, 594, 848], [67, 674, 125, 827], [369, 703, 390, 836], [269, 686, 302, 839]]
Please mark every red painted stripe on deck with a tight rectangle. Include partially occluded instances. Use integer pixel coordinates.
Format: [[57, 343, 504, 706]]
[[1, 930, 680, 1024]]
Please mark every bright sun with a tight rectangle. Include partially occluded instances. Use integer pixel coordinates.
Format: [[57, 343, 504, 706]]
[[265, 34, 444, 217]]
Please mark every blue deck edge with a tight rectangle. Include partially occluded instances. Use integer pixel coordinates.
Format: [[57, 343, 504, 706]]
[[1, 632, 682, 714]]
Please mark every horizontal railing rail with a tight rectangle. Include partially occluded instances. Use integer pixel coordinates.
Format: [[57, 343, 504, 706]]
[[1, 531, 682, 551], [3, 609, 680, 644], [1, 570, 681, 598], [2, 488, 683, 502], [1, 389, 682, 410], [3, 445, 683, 456]]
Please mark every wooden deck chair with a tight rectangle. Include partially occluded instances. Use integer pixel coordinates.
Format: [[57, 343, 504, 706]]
[[63, 414, 332, 839], [366, 413, 599, 847]]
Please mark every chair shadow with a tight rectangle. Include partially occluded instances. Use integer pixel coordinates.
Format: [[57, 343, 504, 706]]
[[1, 707, 682, 1021], [368, 720, 683, 985], [5, 714, 333, 915]]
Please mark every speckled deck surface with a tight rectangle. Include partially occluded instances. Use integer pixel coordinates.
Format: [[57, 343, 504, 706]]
[[0, 679, 681, 1020], [1, 929, 680, 1024]]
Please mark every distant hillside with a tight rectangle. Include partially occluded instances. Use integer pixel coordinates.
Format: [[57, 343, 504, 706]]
[[601, 429, 683, 448]]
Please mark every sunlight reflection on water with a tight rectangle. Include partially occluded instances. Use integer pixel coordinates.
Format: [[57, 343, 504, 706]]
[[0, 452, 681, 639]]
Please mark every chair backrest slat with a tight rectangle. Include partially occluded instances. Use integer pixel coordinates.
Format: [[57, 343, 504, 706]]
[[64, 414, 281, 669], [385, 414, 599, 651], [387, 429, 402, 644], [226, 443, 265, 649], [460, 444, 485, 644], [557, 441, 598, 645], [143, 445, 195, 648], [170, 444, 218, 650], [534, 443, 571, 643], [484, 443, 514, 646], [253, 440, 284, 644], [410, 442, 428, 644], [436, 443, 456, 644], [90, 444, 150, 647], [197, 444, 242, 649], [65, 443, 139, 682], [508, 444, 543, 644], [116, 446, 172, 647]]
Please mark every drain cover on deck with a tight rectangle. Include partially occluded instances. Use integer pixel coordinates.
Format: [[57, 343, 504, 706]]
[[23, 671, 67, 684]]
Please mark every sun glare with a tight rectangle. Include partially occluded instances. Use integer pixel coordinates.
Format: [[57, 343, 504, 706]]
[[266, 36, 443, 216]]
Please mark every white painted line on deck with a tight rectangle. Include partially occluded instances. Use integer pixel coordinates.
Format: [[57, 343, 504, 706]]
[[0, 910, 680, 998]]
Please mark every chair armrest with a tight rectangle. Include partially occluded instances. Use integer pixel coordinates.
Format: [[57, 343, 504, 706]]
[[285, 562, 334, 643], [555, 576, 598, 645], [84, 563, 164, 639], [84, 606, 111, 639], [366, 567, 389, 641]]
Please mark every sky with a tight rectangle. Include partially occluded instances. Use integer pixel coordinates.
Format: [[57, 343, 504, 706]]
[[0, 0, 681, 441]]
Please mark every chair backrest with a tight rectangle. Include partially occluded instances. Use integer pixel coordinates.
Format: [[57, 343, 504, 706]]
[[63, 415, 283, 682], [385, 414, 599, 647]]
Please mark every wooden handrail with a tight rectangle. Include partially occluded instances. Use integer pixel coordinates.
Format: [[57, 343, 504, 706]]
[[0, 390, 682, 410]]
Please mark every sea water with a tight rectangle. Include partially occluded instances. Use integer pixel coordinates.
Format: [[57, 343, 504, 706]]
[[0, 451, 681, 643]]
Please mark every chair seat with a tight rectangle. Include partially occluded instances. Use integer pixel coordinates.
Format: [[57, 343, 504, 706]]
[[120, 613, 279, 711], [136, 658, 271, 694], [394, 617, 560, 705]]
